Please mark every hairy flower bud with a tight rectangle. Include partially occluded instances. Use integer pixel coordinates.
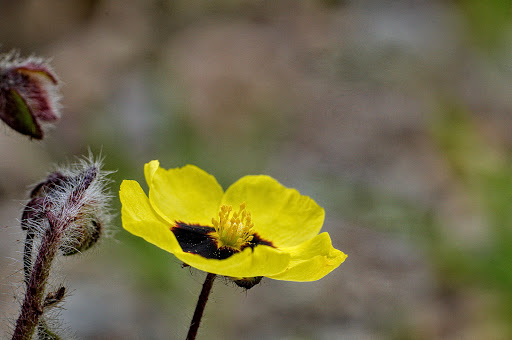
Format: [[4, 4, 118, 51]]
[[23, 156, 112, 257], [60, 218, 102, 256], [230, 276, 263, 289], [29, 171, 69, 199], [15, 155, 113, 339], [0, 50, 61, 139]]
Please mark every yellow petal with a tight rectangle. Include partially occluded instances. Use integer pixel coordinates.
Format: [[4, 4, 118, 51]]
[[144, 161, 223, 225], [144, 160, 160, 187], [120, 180, 182, 254], [221, 175, 325, 247], [174, 245, 291, 278], [268, 233, 346, 281]]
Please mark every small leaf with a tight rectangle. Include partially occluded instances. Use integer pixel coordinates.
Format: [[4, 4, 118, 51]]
[[1, 88, 43, 139]]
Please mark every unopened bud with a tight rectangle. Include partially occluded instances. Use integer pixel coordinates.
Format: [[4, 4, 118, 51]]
[[15, 155, 113, 340], [22, 156, 112, 256], [30, 172, 68, 198], [0, 51, 61, 139], [230, 276, 263, 289], [60, 218, 102, 256], [21, 172, 70, 232]]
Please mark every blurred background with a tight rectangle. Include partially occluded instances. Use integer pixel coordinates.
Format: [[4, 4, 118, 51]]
[[1, 0, 512, 339]]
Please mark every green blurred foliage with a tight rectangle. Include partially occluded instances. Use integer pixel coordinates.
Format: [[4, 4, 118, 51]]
[[320, 102, 512, 336], [456, 0, 512, 52], [429, 102, 512, 333]]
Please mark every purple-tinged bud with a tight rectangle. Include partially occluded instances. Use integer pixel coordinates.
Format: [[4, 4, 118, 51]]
[[15, 156, 113, 340], [57, 160, 112, 256], [29, 172, 69, 198], [0, 51, 61, 139], [21, 172, 69, 235], [23, 156, 113, 256]]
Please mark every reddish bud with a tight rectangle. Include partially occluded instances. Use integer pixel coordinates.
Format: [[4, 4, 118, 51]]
[[22, 157, 112, 256], [0, 51, 61, 139], [29, 171, 69, 198]]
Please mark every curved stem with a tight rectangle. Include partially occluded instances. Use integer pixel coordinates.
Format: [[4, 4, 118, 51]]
[[186, 273, 216, 340], [13, 216, 61, 340]]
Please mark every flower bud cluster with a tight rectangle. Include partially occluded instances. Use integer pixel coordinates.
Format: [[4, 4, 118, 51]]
[[14, 156, 113, 340], [23, 156, 112, 257]]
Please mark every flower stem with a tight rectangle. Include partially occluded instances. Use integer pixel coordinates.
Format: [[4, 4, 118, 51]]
[[186, 273, 216, 340], [12, 215, 61, 340]]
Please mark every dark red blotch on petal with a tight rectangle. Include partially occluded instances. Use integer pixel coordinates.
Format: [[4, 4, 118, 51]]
[[171, 221, 274, 260]]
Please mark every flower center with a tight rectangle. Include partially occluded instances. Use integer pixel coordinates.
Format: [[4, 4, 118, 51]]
[[211, 202, 254, 250]]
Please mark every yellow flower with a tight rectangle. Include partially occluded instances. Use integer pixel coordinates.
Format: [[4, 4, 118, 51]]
[[120, 160, 346, 283]]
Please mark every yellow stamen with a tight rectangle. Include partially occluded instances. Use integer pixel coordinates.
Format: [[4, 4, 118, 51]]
[[212, 202, 254, 250]]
